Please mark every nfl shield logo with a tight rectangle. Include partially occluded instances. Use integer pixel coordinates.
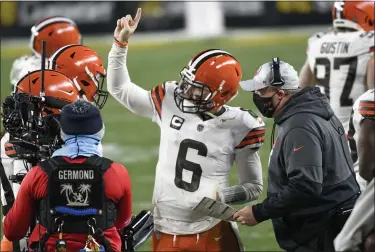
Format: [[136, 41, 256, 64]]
[[197, 124, 204, 132]]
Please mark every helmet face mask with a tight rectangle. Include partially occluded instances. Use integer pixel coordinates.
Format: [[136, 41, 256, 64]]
[[92, 76, 109, 110], [84, 66, 108, 109], [174, 67, 215, 114]]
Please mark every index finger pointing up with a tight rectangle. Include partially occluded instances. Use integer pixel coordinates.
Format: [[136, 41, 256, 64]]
[[133, 8, 142, 24]]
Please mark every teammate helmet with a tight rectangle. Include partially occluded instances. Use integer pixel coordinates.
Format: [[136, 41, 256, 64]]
[[174, 49, 242, 114], [332, 1, 374, 32], [15, 70, 80, 114], [30, 16, 81, 57], [49, 44, 108, 109]]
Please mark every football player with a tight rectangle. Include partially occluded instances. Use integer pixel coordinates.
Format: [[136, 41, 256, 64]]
[[49, 44, 109, 109], [299, 1, 374, 190], [334, 88, 375, 252], [9, 16, 81, 90], [107, 9, 265, 251], [0, 70, 80, 251]]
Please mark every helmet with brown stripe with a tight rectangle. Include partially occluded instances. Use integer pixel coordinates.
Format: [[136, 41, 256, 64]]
[[30, 16, 81, 57], [15, 70, 80, 115], [332, 1, 374, 32], [49, 44, 108, 109], [174, 49, 242, 114]]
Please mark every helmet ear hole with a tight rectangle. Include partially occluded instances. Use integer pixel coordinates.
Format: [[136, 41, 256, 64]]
[[81, 80, 90, 87], [221, 91, 229, 97]]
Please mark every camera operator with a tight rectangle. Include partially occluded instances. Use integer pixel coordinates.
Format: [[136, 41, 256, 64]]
[[3, 100, 133, 251], [0, 69, 80, 251]]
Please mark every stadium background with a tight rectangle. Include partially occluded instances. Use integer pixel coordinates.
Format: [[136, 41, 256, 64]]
[[0, 1, 333, 251]]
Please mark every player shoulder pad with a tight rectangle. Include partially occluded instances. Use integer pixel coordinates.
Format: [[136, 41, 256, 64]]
[[358, 89, 375, 118], [307, 32, 327, 46], [163, 81, 178, 93], [239, 107, 265, 128], [357, 31, 375, 53]]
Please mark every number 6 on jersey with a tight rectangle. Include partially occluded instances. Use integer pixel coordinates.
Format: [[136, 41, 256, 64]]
[[174, 139, 207, 192]]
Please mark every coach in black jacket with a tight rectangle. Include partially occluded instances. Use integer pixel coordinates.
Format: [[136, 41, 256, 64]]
[[234, 58, 360, 252]]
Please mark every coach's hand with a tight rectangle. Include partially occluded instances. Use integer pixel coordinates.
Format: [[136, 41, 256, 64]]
[[114, 8, 142, 43], [233, 206, 258, 226]]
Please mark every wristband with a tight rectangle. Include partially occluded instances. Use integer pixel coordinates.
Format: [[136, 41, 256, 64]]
[[114, 37, 128, 47]]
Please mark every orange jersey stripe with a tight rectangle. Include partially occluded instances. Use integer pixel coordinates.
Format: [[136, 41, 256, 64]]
[[151, 89, 162, 118], [150, 84, 166, 119], [236, 127, 266, 149], [158, 84, 165, 101], [359, 102, 375, 108], [4, 143, 14, 148], [237, 136, 265, 148], [5, 150, 16, 157], [359, 110, 375, 116], [245, 128, 266, 137]]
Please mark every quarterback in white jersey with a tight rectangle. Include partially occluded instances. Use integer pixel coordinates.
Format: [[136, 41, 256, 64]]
[[108, 9, 264, 252], [1, 16, 81, 252], [299, 1, 374, 132], [335, 89, 375, 251]]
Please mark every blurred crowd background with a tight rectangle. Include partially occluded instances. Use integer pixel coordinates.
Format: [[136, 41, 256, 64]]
[[1, 1, 333, 38]]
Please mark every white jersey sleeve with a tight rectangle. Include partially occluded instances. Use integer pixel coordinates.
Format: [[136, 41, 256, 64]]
[[107, 43, 156, 119], [10, 55, 42, 87], [215, 108, 265, 205]]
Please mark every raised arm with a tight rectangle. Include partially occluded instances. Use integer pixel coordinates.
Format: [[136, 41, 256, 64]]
[[107, 8, 156, 119], [107, 43, 154, 118]]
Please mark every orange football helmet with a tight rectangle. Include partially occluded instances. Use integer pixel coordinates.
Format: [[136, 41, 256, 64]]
[[49, 44, 108, 109], [332, 1, 374, 32], [15, 70, 80, 114], [30, 16, 81, 57], [174, 49, 242, 113]]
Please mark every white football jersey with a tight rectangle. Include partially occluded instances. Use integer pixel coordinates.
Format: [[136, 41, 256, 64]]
[[149, 82, 265, 234], [307, 30, 374, 131], [348, 88, 375, 190], [10, 55, 44, 88]]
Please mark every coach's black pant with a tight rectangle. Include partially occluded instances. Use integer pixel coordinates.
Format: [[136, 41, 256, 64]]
[[288, 212, 351, 252]]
